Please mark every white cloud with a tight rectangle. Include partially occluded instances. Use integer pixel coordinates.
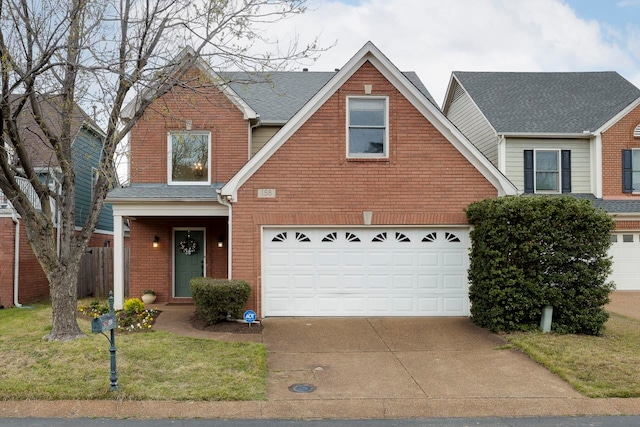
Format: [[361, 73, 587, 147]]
[[253, 0, 640, 105]]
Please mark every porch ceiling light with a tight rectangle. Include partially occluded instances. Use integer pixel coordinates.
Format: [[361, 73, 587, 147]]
[[153, 235, 159, 248]]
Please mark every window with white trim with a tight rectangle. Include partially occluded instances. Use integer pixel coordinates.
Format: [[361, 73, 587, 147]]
[[524, 149, 571, 194], [535, 149, 560, 192], [168, 131, 210, 184], [347, 97, 388, 158]]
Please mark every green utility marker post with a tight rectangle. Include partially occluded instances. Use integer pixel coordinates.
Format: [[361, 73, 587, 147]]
[[91, 291, 118, 391]]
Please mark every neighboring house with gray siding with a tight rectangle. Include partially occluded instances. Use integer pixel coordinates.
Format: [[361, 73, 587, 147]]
[[442, 71, 640, 291], [443, 71, 640, 197]]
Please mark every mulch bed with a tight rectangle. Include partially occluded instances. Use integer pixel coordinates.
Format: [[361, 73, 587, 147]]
[[190, 316, 263, 334]]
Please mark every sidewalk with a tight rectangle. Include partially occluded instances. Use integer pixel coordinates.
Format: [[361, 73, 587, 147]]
[[1, 292, 639, 420]]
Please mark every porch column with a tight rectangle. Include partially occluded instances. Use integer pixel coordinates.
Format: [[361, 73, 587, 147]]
[[113, 214, 124, 310]]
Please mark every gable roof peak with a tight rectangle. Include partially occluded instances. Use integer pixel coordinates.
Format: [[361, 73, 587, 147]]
[[121, 46, 258, 122], [221, 42, 517, 199]]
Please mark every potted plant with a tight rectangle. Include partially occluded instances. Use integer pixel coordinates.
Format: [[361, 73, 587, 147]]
[[141, 289, 156, 304]]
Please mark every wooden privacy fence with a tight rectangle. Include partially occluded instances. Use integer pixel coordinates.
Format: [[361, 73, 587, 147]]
[[77, 247, 129, 299]]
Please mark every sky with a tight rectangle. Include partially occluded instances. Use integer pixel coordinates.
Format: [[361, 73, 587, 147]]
[[256, 0, 640, 106]]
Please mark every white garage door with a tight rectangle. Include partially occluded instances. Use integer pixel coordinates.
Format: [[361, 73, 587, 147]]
[[262, 227, 470, 317], [609, 232, 640, 290]]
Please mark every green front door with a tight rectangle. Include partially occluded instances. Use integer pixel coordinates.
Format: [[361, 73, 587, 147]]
[[174, 230, 205, 297]]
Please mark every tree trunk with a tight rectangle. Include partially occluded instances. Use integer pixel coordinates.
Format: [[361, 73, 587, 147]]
[[45, 263, 84, 341]]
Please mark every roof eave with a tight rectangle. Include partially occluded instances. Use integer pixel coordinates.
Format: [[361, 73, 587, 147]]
[[498, 132, 595, 139], [105, 197, 219, 204], [611, 212, 640, 218], [441, 73, 459, 114], [596, 96, 640, 134]]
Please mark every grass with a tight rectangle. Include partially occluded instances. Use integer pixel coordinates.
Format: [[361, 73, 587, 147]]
[[507, 312, 640, 398], [0, 303, 267, 401]]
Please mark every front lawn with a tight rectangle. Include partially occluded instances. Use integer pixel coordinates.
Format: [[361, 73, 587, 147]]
[[507, 312, 640, 397], [0, 303, 266, 400]]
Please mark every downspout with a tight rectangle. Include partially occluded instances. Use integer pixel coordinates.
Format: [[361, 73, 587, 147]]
[[216, 190, 233, 280], [11, 212, 22, 308]]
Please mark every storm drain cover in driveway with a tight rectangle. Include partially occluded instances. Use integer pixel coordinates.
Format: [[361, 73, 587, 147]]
[[289, 383, 316, 393]]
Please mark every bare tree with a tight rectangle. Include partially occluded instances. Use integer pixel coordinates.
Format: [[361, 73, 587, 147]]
[[0, 0, 321, 341]]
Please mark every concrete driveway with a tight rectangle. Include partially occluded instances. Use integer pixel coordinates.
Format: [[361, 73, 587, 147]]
[[139, 292, 640, 418], [262, 317, 581, 402]]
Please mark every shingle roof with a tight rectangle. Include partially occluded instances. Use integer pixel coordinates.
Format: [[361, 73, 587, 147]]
[[223, 70, 436, 124], [575, 194, 640, 214], [453, 71, 640, 134], [523, 193, 640, 214], [106, 183, 224, 201], [9, 95, 101, 169]]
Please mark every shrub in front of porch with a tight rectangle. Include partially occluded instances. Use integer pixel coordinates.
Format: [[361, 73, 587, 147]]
[[191, 278, 251, 325]]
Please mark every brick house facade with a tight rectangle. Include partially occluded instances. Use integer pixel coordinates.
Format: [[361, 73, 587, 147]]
[[109, 42, 516, 315], [230, 62, 500, 313], [602, 102, 640, 199]]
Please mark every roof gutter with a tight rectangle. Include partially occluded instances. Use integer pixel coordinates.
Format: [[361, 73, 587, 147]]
[[497, 132, 595, 139], [104, 197, 220, 204], [611, 212, 640, 221]]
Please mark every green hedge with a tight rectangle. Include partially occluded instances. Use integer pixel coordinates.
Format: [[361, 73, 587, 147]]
[[466, 196, 615, 335], [190, 278, 252, 325]]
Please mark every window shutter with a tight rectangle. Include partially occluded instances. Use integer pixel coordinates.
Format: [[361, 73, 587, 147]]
[[524, 150, 534, 193], [623, 149, 633, 193], [561, 150, 571, 193]]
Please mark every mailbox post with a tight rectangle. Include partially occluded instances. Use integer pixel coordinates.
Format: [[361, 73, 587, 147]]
[[91, 291, 118, 391]]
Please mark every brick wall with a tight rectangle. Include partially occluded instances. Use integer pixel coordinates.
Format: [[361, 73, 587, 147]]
[[87, 232, 114, 248], [17, 220, 50, 304], [615, 221, 640, 230], [602, 102, 640, 198], [231, 62, 499, 314], [0, 217, 50, 307], [129, 67, 250, 184], [0, 217, 15, 307], [1, 217, 118, 307]]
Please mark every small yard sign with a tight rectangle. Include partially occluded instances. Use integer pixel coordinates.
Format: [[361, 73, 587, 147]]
[[243, 310, 257, 323]]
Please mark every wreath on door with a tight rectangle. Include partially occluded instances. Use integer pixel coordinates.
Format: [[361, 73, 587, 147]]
[[179, 233, 198, 256]]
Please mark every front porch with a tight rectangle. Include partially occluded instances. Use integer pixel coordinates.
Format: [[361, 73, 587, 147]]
[[127, 216, 229, 304], [107, 184, 230, 309]]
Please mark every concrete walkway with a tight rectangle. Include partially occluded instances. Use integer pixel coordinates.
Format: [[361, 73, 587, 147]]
[[1, 292, 640, 420]]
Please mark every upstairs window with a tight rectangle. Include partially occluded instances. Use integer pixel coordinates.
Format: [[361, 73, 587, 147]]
[[535, 150, 560, 192], [347, 97, 388, 158], [622, 149, 640, 193], [524, 149, 571, 194], [168, 131, 210, 184]]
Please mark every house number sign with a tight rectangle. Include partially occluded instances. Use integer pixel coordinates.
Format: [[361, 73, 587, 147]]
[[257, 189, 276, 198]]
